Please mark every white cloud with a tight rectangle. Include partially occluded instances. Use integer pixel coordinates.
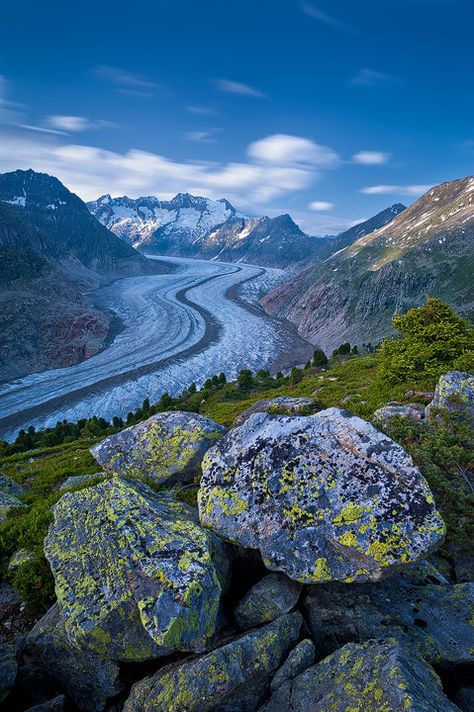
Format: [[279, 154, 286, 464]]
[[247, 134, 339, 167], [352, 151, 390, 165], [93, 65, 159, 97], [0, 128, 339, 211], [299, 2, 357, 34], [351, 68, 397, 87], [46, 115, 92, 132], [360, 184, 432, 196], [308, 200, 334, 211], [186, 105, 216, 116], [180, 129, 220, 144], [212, 79, 266, 98]]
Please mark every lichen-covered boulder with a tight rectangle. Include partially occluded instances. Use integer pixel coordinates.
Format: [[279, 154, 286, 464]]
[[373, 404, 424, 421], [258, 638, 460, 712], [425, 371, 474, 424], [234, 397, 315, 426], [26, 604, 121, 712], [0, 644, 17, 702], [44, 479, 229, 661], [91, 411, 226, 485], [303, 579, 474, 666], [234, 573, 301, 630], [123, 612, 302, 712], [0, 491, 25, 522], [199, 408, 445, 583], [59, 473, 105, 491], [271, 639, 315, 692], [0, 472, 26, 496]]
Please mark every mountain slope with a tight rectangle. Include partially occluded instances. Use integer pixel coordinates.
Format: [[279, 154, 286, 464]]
[[262, 177, 474, 351], [89, 192, 405, 269], [0, 170, 159, 380]]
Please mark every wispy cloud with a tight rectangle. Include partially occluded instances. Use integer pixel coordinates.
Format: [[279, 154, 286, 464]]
[[299, 2, 357, 35], [93, 65, 159, 96], [186, 105, 217, 116], [0, 128, 339, 211], [212, 79, 266, 98], [352, 151, 390, 165], [180, 129, 221, 144], [351, 68, 398, 87], [46, 115, 116, 132], [308, 200, 334, 211], [360, 184, 432, 196]]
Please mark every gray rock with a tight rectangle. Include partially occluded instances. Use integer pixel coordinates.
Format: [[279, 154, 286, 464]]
[[25, 695, 66, 712], [235, 573, 301, 630], [0, 491, 25, 522], [199, 407, 445, 583], [453, 687, 474, 712], [8, 548, 35, 573], [0, 644, 17, 702], [425, 371, 474, 424], [259, 638, 460, 712], [44, 479, 229, 662], [123, 612, 302, 712], [59, 472, 105, 491], [234, 397, 315, 426], [0, 472, 26, 496], [303, 578, 474, 666], [26, 604, 121, 712], [91, 411, 226, 486], [399, 559, 449, 586], [271, 639, 315, 691], [373, 404, 424, 421]]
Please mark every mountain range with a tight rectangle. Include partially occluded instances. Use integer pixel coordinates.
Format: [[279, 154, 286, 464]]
[[262, 176, 474, 352], [0, 170, 158, 380], [88, 193, 406, 269]]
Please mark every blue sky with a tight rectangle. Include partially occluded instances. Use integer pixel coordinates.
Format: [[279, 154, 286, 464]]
[[0, 0, 472, 234]]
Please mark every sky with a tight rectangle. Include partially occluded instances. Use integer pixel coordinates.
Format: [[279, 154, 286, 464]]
[[0, 0, 473, 235]]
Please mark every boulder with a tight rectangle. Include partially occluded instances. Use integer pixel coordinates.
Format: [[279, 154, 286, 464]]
[[0, 472, 26, 496], [25, 695, 66, 712], [373, 404, 424, 421], [44, 479, 229, 661], [0, 644, 17, 702], [425, 371, 474, 424], [303, 578, 474, 666], [398, 559, 449, 586], [234, 573, 301, 630], [0, 491, 25, 522], [258, 638, 460, 712], [59, 473, 105, 491], [199, 408, 445, 583], [91, 411, 226, 486], [123, 612, 302, 712], [234, 397, 315, 426], [26, 604, 121, 712], [8, 548, 35, 573], [270, 639, 315, 691]]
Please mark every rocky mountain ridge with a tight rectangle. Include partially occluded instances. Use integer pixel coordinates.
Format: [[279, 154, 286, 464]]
[[88, 192, 406, 269], [0, 170, 158, 380], [262, 176, 474, 351]]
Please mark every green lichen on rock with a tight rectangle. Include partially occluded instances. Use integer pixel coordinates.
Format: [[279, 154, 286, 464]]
[[26, 604, 121, 712], [91, 411, 226, 486], [425, 371, 474, 424], [44, 478, 229, 661], [303, 579, 474, 666], [199, 407, 445, 584], [259, 638, 460, 712], [270, 638, 316, 691], [123, 612, 302, 712]]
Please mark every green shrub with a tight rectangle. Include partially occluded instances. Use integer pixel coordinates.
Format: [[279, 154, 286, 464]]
[[377, 298, 474, 387]]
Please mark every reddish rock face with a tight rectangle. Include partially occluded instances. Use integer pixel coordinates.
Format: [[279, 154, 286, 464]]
[[38, 310, 111, 369]]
